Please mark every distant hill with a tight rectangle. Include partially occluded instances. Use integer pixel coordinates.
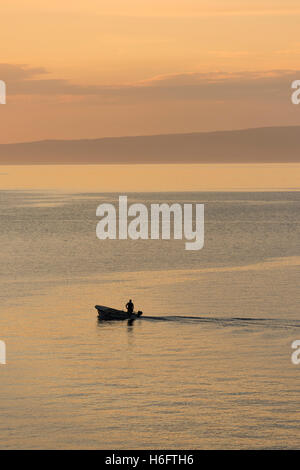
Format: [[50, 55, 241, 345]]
[[0, 127, 300, 164]]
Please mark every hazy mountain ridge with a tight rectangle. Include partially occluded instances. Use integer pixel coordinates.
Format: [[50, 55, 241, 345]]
[[0, 126, 299, 164]]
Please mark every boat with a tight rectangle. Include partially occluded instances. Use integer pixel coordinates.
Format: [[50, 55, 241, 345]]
[[95, 305, 143, 321]]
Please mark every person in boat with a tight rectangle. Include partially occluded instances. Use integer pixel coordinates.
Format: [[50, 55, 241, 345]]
[[126, 299, 134, 315]]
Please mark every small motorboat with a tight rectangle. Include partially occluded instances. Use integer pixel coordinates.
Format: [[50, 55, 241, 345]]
[[95, 305, 143, 321]]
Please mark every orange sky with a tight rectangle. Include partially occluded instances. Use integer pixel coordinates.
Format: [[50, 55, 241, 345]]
[[1, 1, 300, 143]]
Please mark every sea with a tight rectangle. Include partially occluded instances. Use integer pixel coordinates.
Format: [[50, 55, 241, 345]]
[[1, 190, 300, 449]]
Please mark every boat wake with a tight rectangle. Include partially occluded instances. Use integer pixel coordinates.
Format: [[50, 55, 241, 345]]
[[141, 315, 300, 330]]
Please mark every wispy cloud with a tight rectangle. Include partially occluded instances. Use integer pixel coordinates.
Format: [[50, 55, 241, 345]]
[[0, 64, 89, 95], [0, 64, 298, 104]]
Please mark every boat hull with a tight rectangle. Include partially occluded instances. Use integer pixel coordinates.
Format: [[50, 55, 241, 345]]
[[95, 305, 143, 321]]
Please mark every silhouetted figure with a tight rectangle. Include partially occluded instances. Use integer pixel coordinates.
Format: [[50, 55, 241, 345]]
[[126, 299, 134, 315]]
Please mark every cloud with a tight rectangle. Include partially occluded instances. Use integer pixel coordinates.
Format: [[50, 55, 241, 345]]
[[0, 63, 298, 104], [0, 64, 46, 81], [119, 70, 300, 103], [0, 64, 88, 95]]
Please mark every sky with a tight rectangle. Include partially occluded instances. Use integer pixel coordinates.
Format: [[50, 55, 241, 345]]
[[0, 1, 300, 143]]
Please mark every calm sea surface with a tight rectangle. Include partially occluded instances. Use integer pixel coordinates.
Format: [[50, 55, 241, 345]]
[[1, 191, 300, 449]]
